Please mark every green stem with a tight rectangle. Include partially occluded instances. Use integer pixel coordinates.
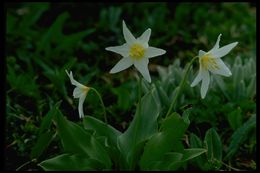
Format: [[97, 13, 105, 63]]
[[138, 74, 142, 104], [165, 56, 198, 118], [90, 88, 108, 124], [16, 159, 37, 171]]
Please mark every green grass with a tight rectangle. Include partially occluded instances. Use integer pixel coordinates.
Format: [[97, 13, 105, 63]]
[[5, 2, 256, 171]]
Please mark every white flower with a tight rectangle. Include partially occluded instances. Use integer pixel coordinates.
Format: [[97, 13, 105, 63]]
[[105, 20, 166, 82], [66, 70, 90, 119], [191, 34, 238, 99]]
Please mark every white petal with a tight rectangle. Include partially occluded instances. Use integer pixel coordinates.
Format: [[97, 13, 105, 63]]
[[191, 67, 203, 87], [198, 50, 206, 57], [110, 57, 133, 73], [65, 70, 86, 88], [78, 93, 87, 119], [137, 28, 151, 47], [145, 47, 166, 58], [73, 87, 83, 98], [122, 20, 136, 44], [211, 42, 238, 58], [208, 58, 232, 77], [208, 34, 222, 53], [133, 58, 151, 82], [200, 70, 210, 99], [105, 43, 129, 57]]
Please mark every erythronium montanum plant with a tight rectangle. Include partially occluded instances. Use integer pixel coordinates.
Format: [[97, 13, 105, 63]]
[[66, 70, 107, 122], [105, 20, 166, 83], [38, 21, 238, 171], [190, 34, 238, 99]]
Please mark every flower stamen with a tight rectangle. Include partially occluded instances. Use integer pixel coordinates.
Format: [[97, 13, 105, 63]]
[[129, 43, 145, 60], [200, 54, 219, 70]]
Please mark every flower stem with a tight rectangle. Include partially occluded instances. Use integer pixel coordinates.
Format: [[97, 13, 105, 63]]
[[165, 56, 198, 118], [90, 88, 108, 124]]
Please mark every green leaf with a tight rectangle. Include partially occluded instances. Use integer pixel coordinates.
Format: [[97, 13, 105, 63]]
[[189, 133, 210, 170], [140, 112, 190, 170], [39, 153, 102, 171], [117, 89, 161, 169], [53, 108, 112, 169], [227, 107, 242, 130], [54, 28, 95, 53], [246, 74, 256, 99], [151, 152, 183, 171], [31, 131, 54, 159], [37, 12, 69, 55], [226, 114, 256, 159], [204, 128, 222, 168], [30, 102, 61, 159], [83, 116, 121, 147], [181, 148, 207, 161]]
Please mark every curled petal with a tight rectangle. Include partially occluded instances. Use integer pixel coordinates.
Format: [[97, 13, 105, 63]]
[[65, 70, 86, 88], [211, 42, 238, 58], [208, 58, 232, 77], [78, 93, 87, 119], [73, 87, 83, 98], [198, 50, 206, 57], [191, 67, 203, 87], [133, 58, 151, 82], [208, 34, 222, 53], [200, 70, 210, 99]]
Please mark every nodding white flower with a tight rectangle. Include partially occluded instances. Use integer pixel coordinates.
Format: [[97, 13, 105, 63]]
[[66, 70, 90, 119], [191, 34, 238, 99], [105, 20, 166, 82]]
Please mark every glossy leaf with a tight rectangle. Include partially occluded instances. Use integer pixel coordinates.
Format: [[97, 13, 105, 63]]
[[53, 108, 112, 169], [39, 153, 102, 171], [140, 112, 189, 170], [117, 89, 161, 169]]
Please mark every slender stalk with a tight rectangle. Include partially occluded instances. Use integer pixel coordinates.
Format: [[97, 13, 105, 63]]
[[16, 159, 37, 171], [90, 88, 108, 124], [138, 74, 142, 104], [165, 56, 198, 118]]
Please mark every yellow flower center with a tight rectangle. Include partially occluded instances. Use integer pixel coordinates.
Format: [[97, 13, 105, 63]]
[[129, 44, 145, 60], [82, 86, 90, 94], [200, 54, 219, 70]]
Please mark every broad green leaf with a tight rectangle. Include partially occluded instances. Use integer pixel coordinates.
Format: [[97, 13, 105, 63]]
[[181, 148, 207, 161], [226, 114, 256, 159], [189, 133, 210, 170], [140, 112, 190, 170], [149, 148, 206, 171], [83, 116, 122, 147], [154, 82, 170, 107], [151, 152, 183, 171], [117, 89, 161, 169], [53, 108, 112, 169], [204, 128, 222, 167], [39, 153, 102, 171], [227, 107, 242, 130]]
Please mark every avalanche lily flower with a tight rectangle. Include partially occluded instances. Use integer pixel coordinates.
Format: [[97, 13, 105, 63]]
[[105, 20, 166, 82], [66, 70, 90, 119], [191, 34, 238, 99]]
